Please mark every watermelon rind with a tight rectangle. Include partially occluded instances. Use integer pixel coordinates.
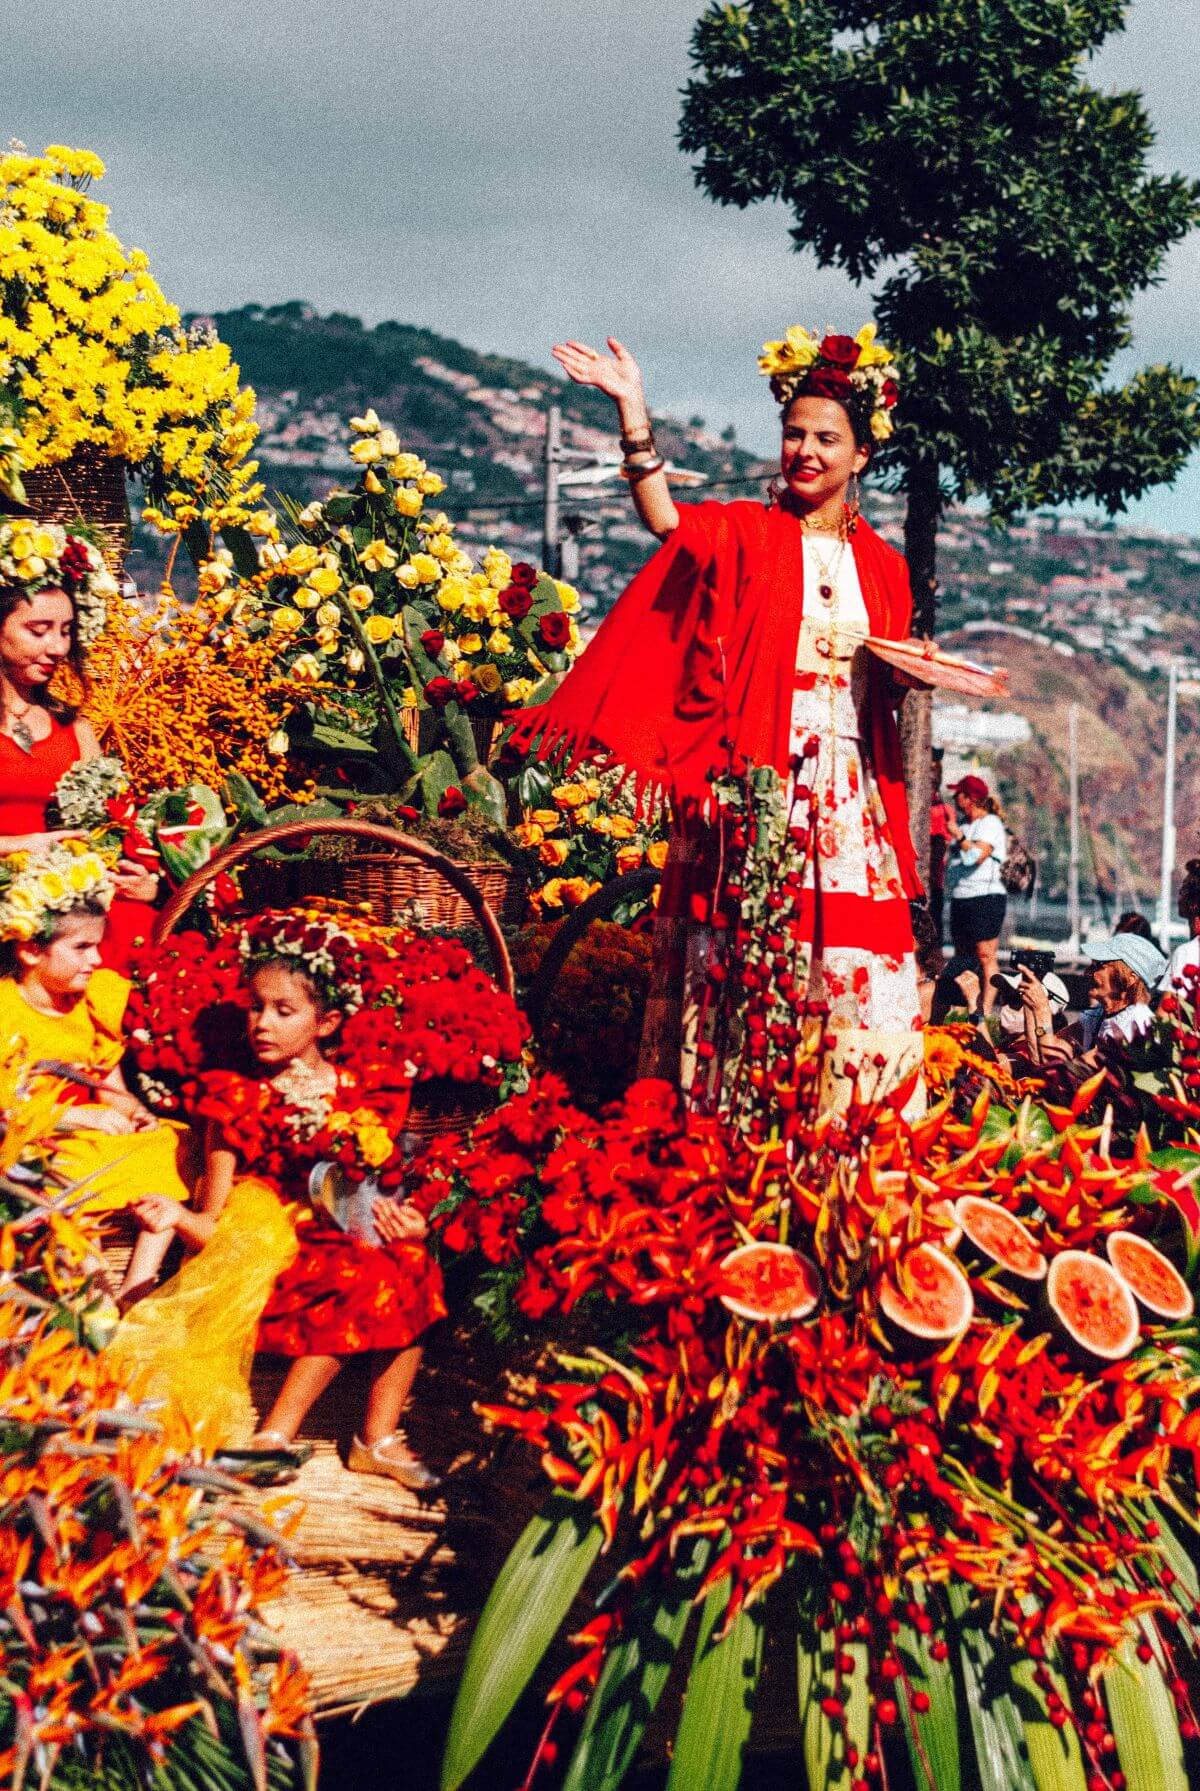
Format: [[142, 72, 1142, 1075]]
[[955, 1195, 1047, 1282], [1046, 1250, 1139, 1361], [1105, 1230, 1194, 1322], [719, 1242, 821, 1324], [878, 1244, 973, 1343]]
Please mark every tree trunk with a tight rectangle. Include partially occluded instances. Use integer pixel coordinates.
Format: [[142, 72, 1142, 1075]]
[[900, 460, 942, 893]]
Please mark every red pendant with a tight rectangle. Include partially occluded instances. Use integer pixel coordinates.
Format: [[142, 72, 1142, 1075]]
[[819, 582, 834, 601]]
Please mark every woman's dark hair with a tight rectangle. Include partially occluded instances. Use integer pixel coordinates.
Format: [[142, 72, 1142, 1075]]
[[1115, 910, 1154, 940], [910, 901, 945, 984], [1179, 860, 1200, 924], [0, 897, 109, 980], [0, 581, 85, 719]]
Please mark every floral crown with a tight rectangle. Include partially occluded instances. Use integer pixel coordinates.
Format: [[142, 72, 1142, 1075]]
[[238, 909, 370, 1015], [0, 838, 114, 943], [758, 325, 900, 443], [0, 518, 118, 650]]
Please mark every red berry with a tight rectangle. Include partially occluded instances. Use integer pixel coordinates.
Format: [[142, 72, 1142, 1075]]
[[876, 1698, 898, 1726], [912, 1691, 931, 1714]]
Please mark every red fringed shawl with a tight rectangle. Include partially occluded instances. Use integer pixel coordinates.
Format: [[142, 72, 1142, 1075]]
[[508, 500, 922, 900]]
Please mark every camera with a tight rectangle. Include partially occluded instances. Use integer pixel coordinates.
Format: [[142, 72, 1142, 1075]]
[[1010, 947, 1056, 981]]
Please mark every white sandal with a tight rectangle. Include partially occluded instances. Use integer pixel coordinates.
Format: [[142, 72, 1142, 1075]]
[[347, 1433, 442, 1491]]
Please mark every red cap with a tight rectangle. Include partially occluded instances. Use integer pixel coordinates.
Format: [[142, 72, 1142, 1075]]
[[950, 774, 989, 804]]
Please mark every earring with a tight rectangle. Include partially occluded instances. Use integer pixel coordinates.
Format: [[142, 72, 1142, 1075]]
[[768, 474, 788, 507], [845, 472, 862, 532]]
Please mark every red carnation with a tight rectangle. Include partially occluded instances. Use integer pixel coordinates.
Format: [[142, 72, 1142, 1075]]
[[538, 611, 571, 650], [420, 628, 445, 656], [801, 366, 854, 402], [424, 675, 457, 709], [498, 584, 533, 621], [510, 562, 538, 588], [438, 787, 468, 818], [819, 333, 861, 370]]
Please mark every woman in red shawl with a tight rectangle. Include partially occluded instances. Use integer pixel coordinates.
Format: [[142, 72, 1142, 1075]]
[[511, 324, 923, 1112]]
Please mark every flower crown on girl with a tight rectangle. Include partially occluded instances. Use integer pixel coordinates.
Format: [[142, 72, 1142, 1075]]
[[238, 909, 371, 1014], [0, 519, 118, 649], [758, 324, 900, 443], [0, 838, 114, 943]]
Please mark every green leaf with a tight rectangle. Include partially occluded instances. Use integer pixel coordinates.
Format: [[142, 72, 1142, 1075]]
[[665, 1585, 763, 1791], [947, 1585, 1036, 1791], [561, 1541, 711, 1791], [463, 765, 508, 829], [516, 762, 554, 809], [416, 749, 459, 816], [222, 525, 262, 579], [221, 771, 269, 829], [797, 1626, 869, 1791], [441, 1492, 603, 1791], [309, 720, 378, 757], [897, 1614, 960, 1791], [1009, 1655, 1086, 1791], [1106, 1640, 1188, 1791]]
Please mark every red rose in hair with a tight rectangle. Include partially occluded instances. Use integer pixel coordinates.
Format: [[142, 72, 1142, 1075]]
[[819, 334, 861, 370], [538, 612, 571, 650], [499, 584, 533, 621], [424, 675, 457, 709], [801, 366, 854, 402], [882, 378, 899, 409], [420, 628, 445, 656], [438, 786, 468, 818], [59, 536, 92, 585], [510, 562, 538, 588]]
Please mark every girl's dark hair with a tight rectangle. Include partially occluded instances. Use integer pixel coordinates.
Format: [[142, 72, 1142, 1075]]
[[1179, 859, 1200, 924], [0, 581, 86, 721], [246, 955, 343, 1019], [0, 897, 109, 979]]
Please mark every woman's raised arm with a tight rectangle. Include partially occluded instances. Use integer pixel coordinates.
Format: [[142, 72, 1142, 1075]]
[[550, 337, 679, 541]]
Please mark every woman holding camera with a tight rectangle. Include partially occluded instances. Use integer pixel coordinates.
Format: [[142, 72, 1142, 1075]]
[[946, 774, 1007, 1015]]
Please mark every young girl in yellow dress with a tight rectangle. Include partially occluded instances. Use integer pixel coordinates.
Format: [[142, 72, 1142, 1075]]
[[110, 912, 443, 1480], [0, 840, 198, 1299]]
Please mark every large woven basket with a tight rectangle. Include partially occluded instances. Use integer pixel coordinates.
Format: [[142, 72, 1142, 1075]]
[[21, 446, 132, 574], [404, 1084, 496, 1146], [155, 817, 514, 996], [239, 845, 522, 933]]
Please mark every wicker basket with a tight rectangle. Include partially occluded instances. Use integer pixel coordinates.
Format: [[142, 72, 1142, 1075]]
[[21, 446, 132, 575], [404, 1084, 496, 1146], [336, 853, 520, 931]]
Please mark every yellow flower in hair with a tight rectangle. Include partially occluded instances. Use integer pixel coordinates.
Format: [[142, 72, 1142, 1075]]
[[870, 409, 893, 442], [38, 871, 68, 904], [854, 322, 894, 368], [67, 858, 95, 893]]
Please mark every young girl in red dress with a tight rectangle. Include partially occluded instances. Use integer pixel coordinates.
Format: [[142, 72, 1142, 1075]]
[[112, 911, 445, 1484]]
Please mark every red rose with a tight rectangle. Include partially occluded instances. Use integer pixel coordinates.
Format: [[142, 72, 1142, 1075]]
[[455, 678, 477, 705], [801, 366, 853, 402], [438, 787, 468, 818], [882, 378, 899, 409], [394, 804, 419, 823], [420, 628, 445, 656], [510, 562, 538, 588], [538, 611, 571, 650], [498, 584, 533, 621], [59, 536, 92, 585], [424, 676, 457, 709], [819, 334, 861, 370]]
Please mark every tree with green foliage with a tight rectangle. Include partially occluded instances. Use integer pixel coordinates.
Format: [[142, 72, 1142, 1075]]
[[678, 0, 1200, 846]]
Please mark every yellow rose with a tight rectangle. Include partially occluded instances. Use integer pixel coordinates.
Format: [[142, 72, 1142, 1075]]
[[347, 583, 373, 609], [589, 815, 613, 837], [539, 838, 570, 867], [473, 663, 502, 694], [350, 437, 383, 464], [461, 591, 493, 623], [615, 845, 644, 874], [458, 632, 483, 655], [270, 606, 303, 633], [483, 548, 512, 587], [393, 487, 423, 518], [608, 814, 638, 840], [389, 453, 426, 479], [647, 839, 670, 870], [363, 467, 385, 495], [345, 646, 365, 674], [530, 809, 560, 831], [513, 821, 545, 848], [308, 565, 341, 596], [360, 539, 398, 573], [554, 580, 580, 614], [363, 614, 395, 645], [436, 578, 467, 614], [410, 553, 440, 585], [395, 564, 420, 589], [295, 585, 321, 609], [552, 784, 587, 810], [350, 408, 381, 434], [316, 628, 339, 653], [503, 677, 535, 704], [315, 602, 341, 629], [486, 628, 512, 655], [377, 428, 401, 458], [559, 877, 598, 907], [417, 471, 446, 496]]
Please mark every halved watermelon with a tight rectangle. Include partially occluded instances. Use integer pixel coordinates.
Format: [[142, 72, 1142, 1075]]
[[879, 1244, 973, 1345], [1046, 1251, 1139, 1361], [955, 1196, 1046, 1282], [719, 1242, 821, 1323], [1106, 1231, 1194, 1322]]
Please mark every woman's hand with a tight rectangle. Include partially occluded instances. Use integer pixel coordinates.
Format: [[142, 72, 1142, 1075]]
[[1018, 966, 1055, 1031], [113, 859, 159, 903], [954, 969, 981, 1012], [551, 338, 646, 413], [0, 828, 85, 853], [373, 1198, 428, 1245], [132, 1195, 187, 1234]]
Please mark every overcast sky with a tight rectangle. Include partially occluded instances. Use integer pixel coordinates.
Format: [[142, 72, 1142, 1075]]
[[9, 0, 1200, 528]]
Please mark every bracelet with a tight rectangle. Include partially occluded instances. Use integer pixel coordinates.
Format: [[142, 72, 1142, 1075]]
[[620, 427, 655, 456], [620, 454, 666, 482]]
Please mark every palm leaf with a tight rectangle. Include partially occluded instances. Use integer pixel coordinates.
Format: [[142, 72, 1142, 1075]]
[[1106, 1639, 1188, 1791], [897, 1611, 960, 1791], [664, 1584, 763, 1791], [441, 1491, 604, 1791], [1009, 1655, 1087, 1791], [947, 1584, 1037, 1791], [560, 1542, 710, 1791], [797, 1625, 869, 1791]]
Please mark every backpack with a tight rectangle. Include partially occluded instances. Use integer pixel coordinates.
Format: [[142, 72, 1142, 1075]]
[[1000, 831, 1037, 897]]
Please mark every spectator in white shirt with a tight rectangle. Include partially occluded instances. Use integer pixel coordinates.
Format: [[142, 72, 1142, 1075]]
[[1159, 860, 1200, 998], [945, 775, 1007, 1015]]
